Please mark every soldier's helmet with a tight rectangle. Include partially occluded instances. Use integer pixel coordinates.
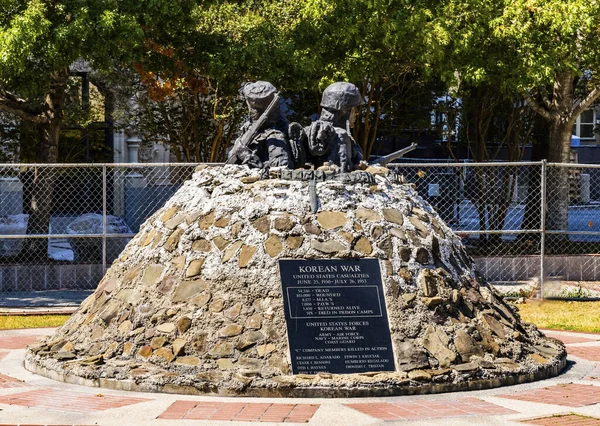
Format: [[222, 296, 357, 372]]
[[320, 82, 364, 111], [242, 81, 277, 110]]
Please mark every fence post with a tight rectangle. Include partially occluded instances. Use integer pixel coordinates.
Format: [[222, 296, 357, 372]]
[[540, 160, 547, 299], [102, 165, 107, 275]]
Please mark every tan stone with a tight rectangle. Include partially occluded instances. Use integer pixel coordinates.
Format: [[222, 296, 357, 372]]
[[123, 342, 135, 357], [175, 356, 201, 366], [213, 236, 230, 251], [408, 370, 432, 381], [141, 229, 156, 247], [164, 229, 183, 252], [481, 313, 506, 339], [245, 315, 262, 330], [355, 207, 381, 221], [172, 255, 186, 270], [454, 329, 484, 362], [252, 216, 270, 234], [123, 265, 141, 283], [265, 235, 283, 257], [185, 259, 205, 278], [339, 231, 354, 244], [528, 353, 549, 364], [192, 239, 212, 252], [256, 343, 276, 357], [214, 215, 231, 228], [137, 345, 152, 359], [91, 327, 103, 340], [422, 325, 456, 368], [172, 338, 186, 356], [217, 358, 235, 369], [209, 299, 225, 313], [156, 323, 176, 334], [410, 216, 430, 238], [150, 336, 167, 349], [382, 208, 404, 225], [239, 245, 257, 268], [274, 216, 295, 232], [154, 347, 175, 363], [164, 214, 185, 230], [241, 176, 260, 184], [237, 331, 264, 350], [310, 239, 346, 253], [378, 237, 393, 258], [158, 276, 176, 294], [268, 355, 290, 374], [198, 211, 215, 230], [172, 278, 208, 303], [303, 223, 321, 235], [208, 342, 234, 358], [191, 333, 208, 353], [177, 316, 192, 334], [222, 241, 243, 263], [152, 231, 163, 248], [354, 236, 373, 255], [191, 292, 211, 307], [219, 324, 243, 337], [317, 211, 347, 230], [286, 236, 304, 249], [160, 206, 179, 223], [371, 226, 383, 239], [224, 302, 242, 320], [390, 227, 406, 240], [421, 296, 443, 307], [231, 221, 244, 237]]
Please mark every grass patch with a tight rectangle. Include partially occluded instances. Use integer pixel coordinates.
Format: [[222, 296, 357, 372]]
[[515, 300, 600, 333], [0, 315, 70, 330]]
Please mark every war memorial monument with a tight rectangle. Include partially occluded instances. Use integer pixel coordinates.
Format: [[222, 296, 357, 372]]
[[25, 81, 566, 397]]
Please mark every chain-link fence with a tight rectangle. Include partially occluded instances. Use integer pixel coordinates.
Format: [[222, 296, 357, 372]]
[[0, 163, 196, 292], [2, 161, 600, 299]]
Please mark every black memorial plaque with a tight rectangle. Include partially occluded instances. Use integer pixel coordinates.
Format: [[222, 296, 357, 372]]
[[278, 258, 395, 375]]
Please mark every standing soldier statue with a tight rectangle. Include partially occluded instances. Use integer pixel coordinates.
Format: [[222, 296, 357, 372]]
[[226, 81, 294, 169]]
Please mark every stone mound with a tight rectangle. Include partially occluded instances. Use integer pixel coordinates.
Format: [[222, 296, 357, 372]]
[[25, 165, 566, 397]]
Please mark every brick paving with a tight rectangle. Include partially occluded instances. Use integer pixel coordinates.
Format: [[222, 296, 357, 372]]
[[0, 335, 44, 350], [0, 388, 151, 413], [158, 401, 320, 423], [0, 373, 29, 388], [542, 332, 599, 345], [498, 384, 600, 407], [567, 346, 600, 361], [522, 413, 600, 425], [345, 397, 515, 421]]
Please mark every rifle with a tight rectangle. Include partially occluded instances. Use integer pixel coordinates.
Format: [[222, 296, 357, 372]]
[[226, 92, 282, 164], [367, 143, 418, 167]]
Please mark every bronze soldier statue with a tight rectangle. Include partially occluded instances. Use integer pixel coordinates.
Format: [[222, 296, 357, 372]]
[[226, 81, 294, 169], [302, 82, 365, 172]]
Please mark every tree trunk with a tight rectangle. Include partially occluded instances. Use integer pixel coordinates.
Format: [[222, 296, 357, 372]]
[[545, 118, 573, 233], [25, 71, 67, 258]]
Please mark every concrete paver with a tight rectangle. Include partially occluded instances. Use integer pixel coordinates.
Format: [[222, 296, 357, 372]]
[[0, 327, 599, 425]]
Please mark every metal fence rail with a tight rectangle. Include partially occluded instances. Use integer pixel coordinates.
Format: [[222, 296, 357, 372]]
[[2, 161, 600, 299]]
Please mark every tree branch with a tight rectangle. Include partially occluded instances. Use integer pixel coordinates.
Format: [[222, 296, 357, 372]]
[[522, 91, 554, 121], [0, 90, 49, 124], [572, 85, 600, 119]]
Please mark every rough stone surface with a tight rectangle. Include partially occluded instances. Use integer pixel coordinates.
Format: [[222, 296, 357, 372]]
[[27, 165, 565, 396]]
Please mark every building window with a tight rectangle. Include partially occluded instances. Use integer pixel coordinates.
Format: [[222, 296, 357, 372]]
[[573, 108, 597, 142]]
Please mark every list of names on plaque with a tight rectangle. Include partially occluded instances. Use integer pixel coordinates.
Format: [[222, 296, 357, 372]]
[[279, 258, 395, 375]]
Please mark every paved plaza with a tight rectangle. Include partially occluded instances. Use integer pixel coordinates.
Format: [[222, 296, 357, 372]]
[[0, 328, 598, 425]]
